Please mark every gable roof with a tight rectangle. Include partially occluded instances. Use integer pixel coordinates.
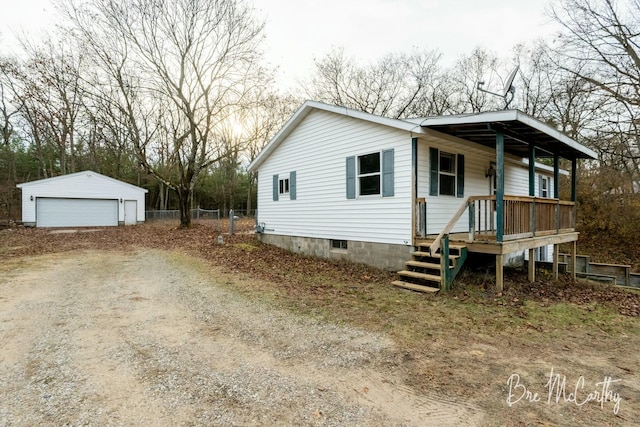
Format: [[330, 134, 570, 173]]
[[17, 170, 148, 193], [248, 100, 425, 172], [248, 101, 597, 172]]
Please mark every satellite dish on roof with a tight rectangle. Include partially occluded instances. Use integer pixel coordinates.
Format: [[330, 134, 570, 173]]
[[476, 64, 520, 109]]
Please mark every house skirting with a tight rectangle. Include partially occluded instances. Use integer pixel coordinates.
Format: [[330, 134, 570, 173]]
[[257, 234, 412, 271]]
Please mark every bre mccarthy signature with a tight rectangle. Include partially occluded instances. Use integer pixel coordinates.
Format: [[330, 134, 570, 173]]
[[506, 368, 622, 415]]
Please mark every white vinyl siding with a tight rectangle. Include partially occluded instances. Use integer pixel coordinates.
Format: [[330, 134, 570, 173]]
[[37, 198, 118, 227], [256, 109, 412, 245]]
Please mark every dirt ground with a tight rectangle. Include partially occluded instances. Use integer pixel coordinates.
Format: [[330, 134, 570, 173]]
[[1, 222, 639, 426], [0, 249, 481, 426]]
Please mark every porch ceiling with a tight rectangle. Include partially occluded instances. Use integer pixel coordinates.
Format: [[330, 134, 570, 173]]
[[418, 110, 597, 160]]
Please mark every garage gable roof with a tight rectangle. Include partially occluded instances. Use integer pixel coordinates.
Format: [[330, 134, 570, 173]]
[[17, 171, 148, 193]]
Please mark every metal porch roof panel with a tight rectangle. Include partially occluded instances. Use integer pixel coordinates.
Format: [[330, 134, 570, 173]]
[[418, 110, 597, 160]]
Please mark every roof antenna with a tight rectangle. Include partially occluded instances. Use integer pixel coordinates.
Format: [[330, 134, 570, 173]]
[[476, 65, 519, 109]]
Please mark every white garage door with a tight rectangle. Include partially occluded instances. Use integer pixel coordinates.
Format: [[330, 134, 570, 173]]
[[36, 198, 118, 227]]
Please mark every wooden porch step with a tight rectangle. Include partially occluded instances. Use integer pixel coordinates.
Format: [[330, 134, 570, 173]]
[[393, 241, 467, 293], [405, 260, 441, 270], [391, 280, 439, 293], [417, 242, 467, 251], [397, 270, 441, 283], [412, 251, 459, 260]]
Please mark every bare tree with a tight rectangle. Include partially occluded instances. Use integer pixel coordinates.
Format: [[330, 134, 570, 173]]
[[3, 38, 87, 177], [551, 0, 640, 109], [304, 47, 446, 119], [0, 59, 17, 147], [449, 47, 504, 113], [0, 57, 20, 221], [240, 92, 298, 213], [550, 0, 640, 183], [512, 43, 553, 118], [2, 55, 50, 178], [62, 0, 269, 227]]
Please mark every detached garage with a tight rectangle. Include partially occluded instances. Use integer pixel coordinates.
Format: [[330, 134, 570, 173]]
[[17, 171, 148, 227]]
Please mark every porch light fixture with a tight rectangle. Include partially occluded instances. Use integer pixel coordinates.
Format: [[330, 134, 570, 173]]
[[30, 195, 34, 201], [119, 198, 123, 203], [486, 162, 496, 178]]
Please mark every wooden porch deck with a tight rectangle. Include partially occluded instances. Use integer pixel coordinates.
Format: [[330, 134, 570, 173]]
[[415, 230, 579, 256], [396, 195, 579, 292]]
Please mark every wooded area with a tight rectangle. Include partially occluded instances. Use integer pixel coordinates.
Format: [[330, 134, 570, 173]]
[[1, 0, 639, 235]]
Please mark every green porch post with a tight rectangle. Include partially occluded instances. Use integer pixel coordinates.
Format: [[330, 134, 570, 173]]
[[529, 144, 536, 237], [496, 131, 505, 242], [411, 137, 418, 241], [529, 144, 536, 197], [571, 158, 577, 202], [553, 154, 560, 199]]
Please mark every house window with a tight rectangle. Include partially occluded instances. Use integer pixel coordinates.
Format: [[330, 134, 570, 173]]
[[272, 172, 296, 201], [538, 175, 551, 198], [429, 147, 464, 198], [537, 246, 549, 261], [358, 152, 381, 196], [541, 176, 550, 198], [331, 239, 348, 250], [346, 150, 393, 199], [279, 177, 290, 195], [439, 151, 456, 196]]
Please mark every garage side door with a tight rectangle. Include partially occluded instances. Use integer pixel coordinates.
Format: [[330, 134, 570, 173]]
[[36, 198, 119, 227]]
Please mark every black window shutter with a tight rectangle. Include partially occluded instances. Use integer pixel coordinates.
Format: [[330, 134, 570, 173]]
[[289, 171, 297, 200], [346, 156, 356, 199], [272, 174, 279, 201], [429, 147, 439, 196], [382, 149, 394, 197], [456, 154, 465, 198]]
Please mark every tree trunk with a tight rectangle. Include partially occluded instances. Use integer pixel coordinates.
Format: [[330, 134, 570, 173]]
[[69, 128, 76, 173], [158, 182, 164, 209], [178, 185, 191, 228], [246, 172, 255, 216], [246, 185, 252, 216]]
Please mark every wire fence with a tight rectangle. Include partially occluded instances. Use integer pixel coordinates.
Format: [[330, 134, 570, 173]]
[[145, 208, 257, 234], [146, 208, 256, 221]]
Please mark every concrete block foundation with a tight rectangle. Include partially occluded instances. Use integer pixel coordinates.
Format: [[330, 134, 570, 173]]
[[257, 233, 412, 271]]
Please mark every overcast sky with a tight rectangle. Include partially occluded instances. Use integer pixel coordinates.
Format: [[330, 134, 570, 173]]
[[0, 0, 558, 89]]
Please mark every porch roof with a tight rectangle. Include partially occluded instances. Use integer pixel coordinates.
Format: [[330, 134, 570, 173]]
[[413, 110, 597, 160]]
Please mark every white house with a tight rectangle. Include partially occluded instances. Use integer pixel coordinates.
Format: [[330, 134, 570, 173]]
[[17, 171, 148, 227], [248, 101, 597, 291]]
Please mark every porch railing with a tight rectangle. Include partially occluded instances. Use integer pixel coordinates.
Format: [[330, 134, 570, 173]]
[[418, 195, 576, 248], [468, 195, 575, 241]]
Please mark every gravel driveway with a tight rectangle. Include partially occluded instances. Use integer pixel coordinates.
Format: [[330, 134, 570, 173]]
[[0, 250, 481, 426]]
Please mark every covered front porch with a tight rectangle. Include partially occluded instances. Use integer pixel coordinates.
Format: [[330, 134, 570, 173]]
[[413, 194, 580, 291], [397, 110, 597, 292]]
